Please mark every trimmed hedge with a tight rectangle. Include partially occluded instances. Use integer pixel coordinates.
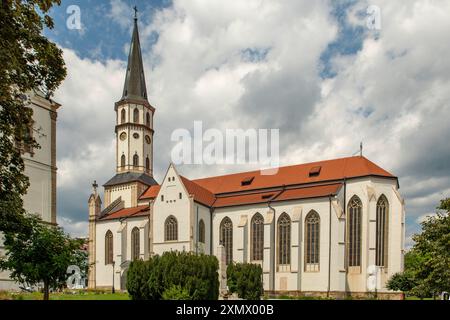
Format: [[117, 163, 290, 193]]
[[227, 262, 263, 300], [127, 251, 219, 300]]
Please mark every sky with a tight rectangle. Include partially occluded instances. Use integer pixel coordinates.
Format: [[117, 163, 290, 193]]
[[44, 0, 450, 248]]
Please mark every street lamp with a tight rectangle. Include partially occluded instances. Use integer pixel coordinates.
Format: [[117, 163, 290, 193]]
[[112, 261, 115, 294]]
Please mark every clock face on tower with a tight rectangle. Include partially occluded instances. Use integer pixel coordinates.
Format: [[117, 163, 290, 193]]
[[120, 132, 127, 141], [145, 135, 151, 144]]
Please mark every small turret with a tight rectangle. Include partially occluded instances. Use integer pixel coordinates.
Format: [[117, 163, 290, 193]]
[[88, 180, 102, 289]]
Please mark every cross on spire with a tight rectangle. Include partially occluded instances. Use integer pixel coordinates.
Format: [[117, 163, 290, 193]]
[[133, 6, 138, 20], [92, 180, 98, 193]]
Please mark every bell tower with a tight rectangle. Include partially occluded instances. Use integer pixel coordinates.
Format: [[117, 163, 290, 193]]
[[115, 11, 154, 176], [103, 11, 158, 208]]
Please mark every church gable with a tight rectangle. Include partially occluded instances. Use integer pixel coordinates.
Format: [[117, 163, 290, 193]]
[[156, 164, 190, 204]]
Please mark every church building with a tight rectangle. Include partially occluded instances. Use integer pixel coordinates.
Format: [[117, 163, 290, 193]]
[[88, 15, 405, 299]]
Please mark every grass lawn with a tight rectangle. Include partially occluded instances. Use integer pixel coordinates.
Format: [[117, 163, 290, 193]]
[[0, 291, 130, 300], [405, 296, 434, 300]]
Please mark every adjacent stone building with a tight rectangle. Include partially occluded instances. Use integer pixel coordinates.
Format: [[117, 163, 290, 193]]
[[0, 90, 60, 290]]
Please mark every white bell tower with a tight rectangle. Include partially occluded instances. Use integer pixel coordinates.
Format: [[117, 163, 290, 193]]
[[103, 11, 158, 208], [114, 12, 154, 176]]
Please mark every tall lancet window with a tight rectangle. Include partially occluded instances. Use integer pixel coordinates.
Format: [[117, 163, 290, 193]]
[[348, 196, 362, 267], [133, 154, 139, 167], [376, 195, 389, 267], [131, 227, 140, 261], [220, 217, 233, 265], [146, 112, 151, 127], [165, 216, 178, 241], [133, 108, 139, 123], [121, 109, 126, 124], [278, 213, 291, 265], [305, 211, 320, 271], [198, 219, 205, 243], [146, 156, 150, 171], [105, 230, 113, 265], [251, 213, 264, 261], [121, 154, 126, 167]]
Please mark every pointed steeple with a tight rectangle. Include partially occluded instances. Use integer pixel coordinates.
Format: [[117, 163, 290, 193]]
[[122, 9, 147, 102]]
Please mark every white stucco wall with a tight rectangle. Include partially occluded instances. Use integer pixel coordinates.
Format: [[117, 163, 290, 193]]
[[152, 165, 193, 254]]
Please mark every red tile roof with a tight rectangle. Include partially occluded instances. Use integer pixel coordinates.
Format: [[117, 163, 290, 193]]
[[137, 156, 396, 209], [213, 183, 342, 208], [140, 184, 161, 200], [99, 205, 149, 221], [180, 176, 216, 207], [138, 176, 215, 207], [193, 156, 395, 195]]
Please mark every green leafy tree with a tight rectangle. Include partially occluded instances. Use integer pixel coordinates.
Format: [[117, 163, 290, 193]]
[[409, 199, 450, 298], [0, 215, 84, 300], [387, 198, 450, 298], [386, 272, 416, 292], [0, 0, 66, 233]]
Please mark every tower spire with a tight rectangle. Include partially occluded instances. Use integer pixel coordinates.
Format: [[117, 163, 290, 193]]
[[122, 9, 147, 102]]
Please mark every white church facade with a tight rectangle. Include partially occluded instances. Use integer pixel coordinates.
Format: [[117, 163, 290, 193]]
[[88, 16, 405, 299]]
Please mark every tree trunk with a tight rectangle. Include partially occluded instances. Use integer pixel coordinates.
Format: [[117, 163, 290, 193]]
[[43, 281, 49, 300]]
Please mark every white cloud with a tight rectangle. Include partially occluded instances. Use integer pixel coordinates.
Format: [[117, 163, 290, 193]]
[[58, 216, 89, 238], [107, 0, 133, 30], [416, 212, 437, 225]]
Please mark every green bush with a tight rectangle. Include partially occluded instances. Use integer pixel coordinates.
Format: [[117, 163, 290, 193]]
[[227, 262, 263, 300], [386, 272, 416, 293], [126, 251, 219, 300], [162, 285, 191, 300]]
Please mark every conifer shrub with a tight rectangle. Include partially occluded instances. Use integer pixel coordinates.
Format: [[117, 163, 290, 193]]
[[126, 251, 219, 300], [226, 262, 263, 300]]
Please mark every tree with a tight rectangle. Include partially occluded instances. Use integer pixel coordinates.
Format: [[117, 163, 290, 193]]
[[386, 272, 415, 292], [387, 198, 450, 298], [409, 198, 450, 298], [0, 0, 66, 233], [0, 215, 84, 300]]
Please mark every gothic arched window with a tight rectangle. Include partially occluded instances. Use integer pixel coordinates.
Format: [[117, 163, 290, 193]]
[[121, 154, 126, 167], [165, 216, 178, 241], [133, 108, 139, 123], [220, 217, 233, 265], [305, 211, 320, 271], [131, 227, 140, 261], [133, 154, 139, 167], [376, 195, 389, 267], [105, 230, 113, 265], [146, 112, 151, 127], [121, 109, 126, 124], [199, 219, 205, 243], [251, 213, 264, 261], [348, 196, 362, 267], [278, 213, 291, 265], [146, 156, 150, 171]]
